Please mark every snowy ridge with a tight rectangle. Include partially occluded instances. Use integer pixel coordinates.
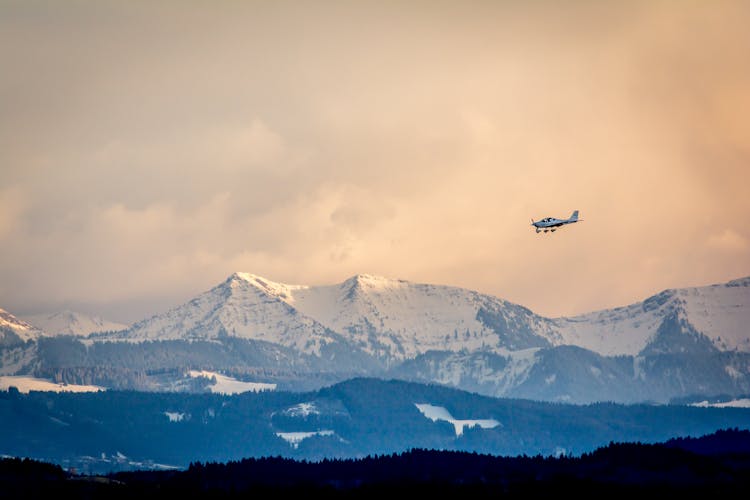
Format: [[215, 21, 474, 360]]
[[234, 272, 306, 301], [93, 272, 557, 362], [291, 274, 500, 359], [550, 297, 671, 356], [677, 280, 750, 352], [552, 277, 750, 356], [21, 310, 127, 336], [289, 274, 555, 361], [1, 273, 749, 402], [87, 272, 750, 361], [110, 273, 340, 355], [0, 308, 45, 342]]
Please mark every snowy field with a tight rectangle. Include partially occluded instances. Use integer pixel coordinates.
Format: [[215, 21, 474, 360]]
[[0, 375, 104, 393], [0, 371, 276, 395], [188, 370, 276, 394], [414, 403, 500, 436], [692, 398, 750, 408], [275, 430, 335, 449]]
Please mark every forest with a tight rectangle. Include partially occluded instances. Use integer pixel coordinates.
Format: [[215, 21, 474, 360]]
[[2, 428, 749, 498]]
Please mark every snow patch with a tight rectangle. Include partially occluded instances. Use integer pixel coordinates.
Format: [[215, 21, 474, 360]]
[[725, 365, 743, 380], [283, 402, 320, 418], [233, 272, 306, 301], [0, 375, 104, 393], [164, 411, 186, 422], [414, 403, 500, 436], [188, 370, 276, 394], [275, 430, 334, 449], [692, 398, 750, 408]]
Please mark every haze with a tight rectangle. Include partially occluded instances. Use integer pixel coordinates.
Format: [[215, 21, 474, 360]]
[[1, 0, 748, 323]]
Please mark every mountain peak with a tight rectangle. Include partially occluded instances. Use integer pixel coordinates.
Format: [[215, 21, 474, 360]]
[[20, 309, 128, 336], [227, 272, 305, 300], [0, 307, 44, 342], [344, 273, 404, 290]]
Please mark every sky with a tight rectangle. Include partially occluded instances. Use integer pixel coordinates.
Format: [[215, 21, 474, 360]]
[[1, 0, 749, 323]]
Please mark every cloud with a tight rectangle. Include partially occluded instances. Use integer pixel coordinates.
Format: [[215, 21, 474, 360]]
[[0, 1, 748, 320], [0, 186, 27, 240], [217, 119, 285, 170], [707, 229, 749, 253]]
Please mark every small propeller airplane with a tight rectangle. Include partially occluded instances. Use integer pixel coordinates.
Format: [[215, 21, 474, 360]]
[[531, 210, 581, 233]]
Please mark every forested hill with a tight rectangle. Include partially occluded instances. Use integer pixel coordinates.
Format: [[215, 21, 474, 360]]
[[4, 378, 750, 474], [2, 428, 750, 498]]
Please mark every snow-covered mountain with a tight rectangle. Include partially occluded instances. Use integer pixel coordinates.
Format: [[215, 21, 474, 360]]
[[21, 310, 127, 337], [2, 273, 748, 403], [552, 276, 750, 356], [111, 273, 346, 356], [0, 308, 42, 377], [108, 272, 554, 364], [0, 308, 44, 343], [105, 272, 750, 361], [289, 273, 556, 362]]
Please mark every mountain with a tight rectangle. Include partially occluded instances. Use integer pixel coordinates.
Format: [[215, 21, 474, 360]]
[[110, 272, 750, 361], [289, 273, 555, 363], [1, 378, 749, 475], [109, 273, 345, 354], [552, 276, 750, 356], [21, 310, 127, 337], [0, 308, 44, 345], [112, 272, 554, 365], [1, 273, 749, 403], [0, 308, 43, 379]]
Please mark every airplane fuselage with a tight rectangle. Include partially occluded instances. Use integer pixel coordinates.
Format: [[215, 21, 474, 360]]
[[531, 211, 581, 233]]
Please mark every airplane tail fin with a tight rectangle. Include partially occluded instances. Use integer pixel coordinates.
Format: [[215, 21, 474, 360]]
[[569, 210, 579, 221]]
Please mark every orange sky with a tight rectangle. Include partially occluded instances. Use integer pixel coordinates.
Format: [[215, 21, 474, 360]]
[[1, 0, 748, 322]]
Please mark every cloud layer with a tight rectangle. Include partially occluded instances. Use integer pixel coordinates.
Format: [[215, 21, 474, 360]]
[[1, 1, 748, 322]]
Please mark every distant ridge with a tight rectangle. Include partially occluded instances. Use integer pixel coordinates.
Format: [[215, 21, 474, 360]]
[[0, 308, 44, 343], [1, 378, 749, 478], [21, 310, 127, 337], [107, 271, 750, 358], [1, 273, 749, 403]]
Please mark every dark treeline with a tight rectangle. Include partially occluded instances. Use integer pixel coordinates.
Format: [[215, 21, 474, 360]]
[[3, 428, 750, 498]]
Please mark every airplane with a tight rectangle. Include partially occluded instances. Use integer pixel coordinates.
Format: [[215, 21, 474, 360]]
[[531, 210, 581, 233]]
